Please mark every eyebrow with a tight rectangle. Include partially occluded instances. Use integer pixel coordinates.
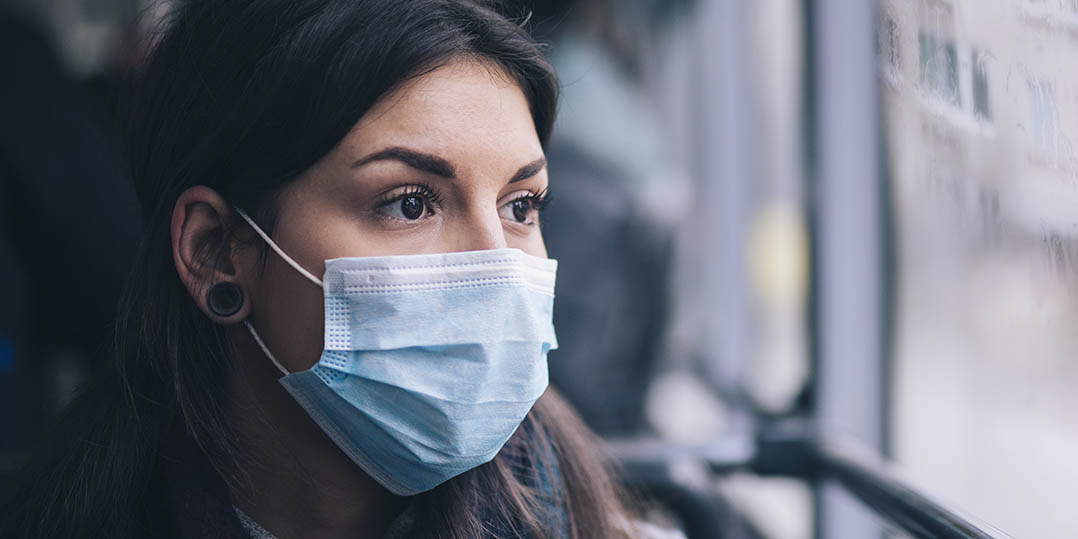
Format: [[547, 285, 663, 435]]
[[352, 146, 546, 184], [509, 157, 547, 184], [353, 147, 455, 178]]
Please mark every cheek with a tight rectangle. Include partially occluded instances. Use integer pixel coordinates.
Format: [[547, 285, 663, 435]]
[[507, 227, 548, 258], [252, 254, 326, 372]]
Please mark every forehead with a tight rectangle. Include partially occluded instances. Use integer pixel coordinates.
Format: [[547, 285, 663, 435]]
[[337, 60, 543, 170]]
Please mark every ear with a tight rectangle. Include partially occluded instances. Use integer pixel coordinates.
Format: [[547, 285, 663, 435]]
[[171, 186, 252, 324]]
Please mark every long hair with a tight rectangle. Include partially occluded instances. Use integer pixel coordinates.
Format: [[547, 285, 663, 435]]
[[0, 1, 633, 537]]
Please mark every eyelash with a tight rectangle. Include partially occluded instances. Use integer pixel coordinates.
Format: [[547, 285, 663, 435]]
[[508, 188, 552, 212], [376, 183, 443, 209], [374, 184, 552, 222]]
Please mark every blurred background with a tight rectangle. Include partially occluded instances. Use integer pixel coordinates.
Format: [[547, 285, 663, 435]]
[[1, 0, 1074, 537]]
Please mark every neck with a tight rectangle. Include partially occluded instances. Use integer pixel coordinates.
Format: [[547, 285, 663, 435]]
[[224, 330, 405, 539]]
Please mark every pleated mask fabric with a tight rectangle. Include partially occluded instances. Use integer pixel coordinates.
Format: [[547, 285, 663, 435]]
[[235, 208, 558, 495]]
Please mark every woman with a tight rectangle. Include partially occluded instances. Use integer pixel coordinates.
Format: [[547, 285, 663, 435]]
[[0, 1, 641, 537]]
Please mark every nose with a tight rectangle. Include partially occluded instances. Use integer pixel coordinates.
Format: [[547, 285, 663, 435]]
[[451, 203, 507, 252]]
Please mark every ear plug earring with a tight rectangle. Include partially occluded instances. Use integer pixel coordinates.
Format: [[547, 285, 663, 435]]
[[207, 282, 244, 317]]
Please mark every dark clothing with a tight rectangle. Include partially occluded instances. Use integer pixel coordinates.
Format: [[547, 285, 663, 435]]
[[141, 426, 253, 539], [138, 421, 570, 538]]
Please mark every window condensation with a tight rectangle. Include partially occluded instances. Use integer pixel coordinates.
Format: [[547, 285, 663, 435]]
[[880, 1, 1078, 537], [918, 30, 960, 107], [888, 18, 900, 70], [1029, 79, 1056, 154], [881, 14, 902, 84], [972, 50, 991, 120]]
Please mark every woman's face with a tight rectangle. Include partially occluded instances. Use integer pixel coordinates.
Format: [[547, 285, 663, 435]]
[[240, 59, 550, 373]]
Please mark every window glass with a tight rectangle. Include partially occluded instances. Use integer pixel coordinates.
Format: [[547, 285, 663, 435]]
[[879, 1, 1078, 536]]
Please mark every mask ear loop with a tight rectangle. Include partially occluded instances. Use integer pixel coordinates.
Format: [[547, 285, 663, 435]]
[[233, 207, 325, 377], [244, 320, 290, 376], [233, 207, 324, 287]]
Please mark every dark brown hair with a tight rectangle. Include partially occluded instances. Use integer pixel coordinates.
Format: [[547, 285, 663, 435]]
[[0, 1, 634, 537]]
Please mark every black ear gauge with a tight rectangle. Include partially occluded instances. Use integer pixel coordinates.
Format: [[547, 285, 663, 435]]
[[207, 282, 245, 317]]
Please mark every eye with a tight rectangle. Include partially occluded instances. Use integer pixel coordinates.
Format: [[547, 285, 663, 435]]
[[376, 185, 441, 221], [499, 189, 550, 226], [390, 195, 427, 220]]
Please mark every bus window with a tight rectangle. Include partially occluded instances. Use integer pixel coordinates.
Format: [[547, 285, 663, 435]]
[[881, 1, 1078, 536]]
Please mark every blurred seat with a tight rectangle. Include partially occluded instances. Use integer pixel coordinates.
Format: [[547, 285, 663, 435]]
[[544, 139, 675, 436]]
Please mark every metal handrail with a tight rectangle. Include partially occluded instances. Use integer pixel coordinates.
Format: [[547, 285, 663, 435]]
[[814, 441, 1012, 539], [607, 436, 766, 539], [754, 430, 1014, 539], [609, 432, 1015, 539]]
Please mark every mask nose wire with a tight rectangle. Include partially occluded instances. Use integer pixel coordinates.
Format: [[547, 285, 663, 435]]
[[233, 207, 325, 377]]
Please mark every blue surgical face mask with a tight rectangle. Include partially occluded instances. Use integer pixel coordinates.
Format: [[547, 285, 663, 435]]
[[234, 208, 558, 495]]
